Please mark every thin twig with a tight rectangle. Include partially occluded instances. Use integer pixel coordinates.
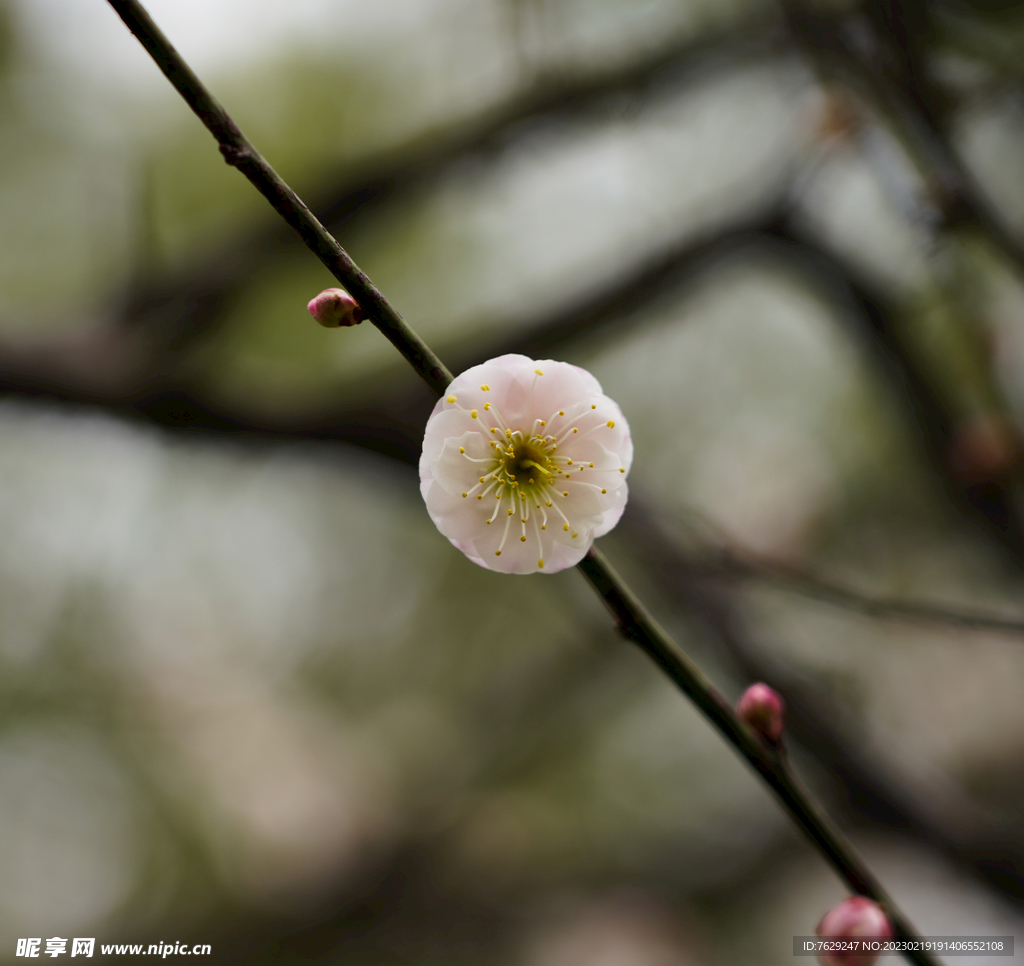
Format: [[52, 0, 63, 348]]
[[117, 15, 781, 354], [782, 1, 1024, 282], [105, 0, 452, 397], [667, 510, 1024, 639], [577, 547, 936, 964], [624, 499, 1024, 906], [714, 548, 1024, 638], [104, 3, 939, 961]]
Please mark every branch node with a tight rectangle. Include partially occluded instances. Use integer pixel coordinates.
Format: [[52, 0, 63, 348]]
[[219, 142, 251, 167]]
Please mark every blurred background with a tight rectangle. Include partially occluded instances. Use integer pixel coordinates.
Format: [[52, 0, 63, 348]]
[[2, 0, 1024, 962]]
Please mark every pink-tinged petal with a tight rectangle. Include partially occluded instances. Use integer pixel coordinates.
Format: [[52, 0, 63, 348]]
[[425, 481, 492, 543], [518, 362, 604, 424], [431, 431, 494, 497], [421, 408, 482, 466], [591, 482, 628, 538], [419, 354, 632, 574]]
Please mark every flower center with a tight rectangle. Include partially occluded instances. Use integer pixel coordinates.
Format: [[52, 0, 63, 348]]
[[498, 435, 557, 500]]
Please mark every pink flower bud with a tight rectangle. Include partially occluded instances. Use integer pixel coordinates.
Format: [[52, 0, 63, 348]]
[[307, 288, 364, 328], [736, 683, 785, 744], [815, 896, 893, 966]]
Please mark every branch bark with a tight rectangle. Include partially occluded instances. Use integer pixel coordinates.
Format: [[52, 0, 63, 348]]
[[102, 3, 939, 957]]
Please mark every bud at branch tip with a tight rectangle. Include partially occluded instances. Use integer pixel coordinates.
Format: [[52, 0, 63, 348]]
[[307, 288, 364, 328]]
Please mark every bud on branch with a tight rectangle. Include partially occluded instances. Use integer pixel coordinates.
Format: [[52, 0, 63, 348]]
[[307, 288, 364, 328]]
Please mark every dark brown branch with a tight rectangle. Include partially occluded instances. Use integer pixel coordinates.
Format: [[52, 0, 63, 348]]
[[100, 7, 940, 955], [0, 202, 784, 458], [106, 0, 453, 396], [116, 14, 783, 352], [695, 540, 1024, 639], [763, 223, 1024, 564], [625, 498, 1024, 905], [782, 1, 1024, 287], [5, 188, 1018, 927]]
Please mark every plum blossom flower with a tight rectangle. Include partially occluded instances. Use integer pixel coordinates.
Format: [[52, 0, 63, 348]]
[[420, 354, 632, 574]]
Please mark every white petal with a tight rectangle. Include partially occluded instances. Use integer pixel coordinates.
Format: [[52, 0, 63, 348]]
[[549, 483, 604, 538], [421, 408, 480, 466], [424, 480, 492, 543], [521, 361, 604, 424], [431, 431, 494, 497], [592, 481, 628, 538]]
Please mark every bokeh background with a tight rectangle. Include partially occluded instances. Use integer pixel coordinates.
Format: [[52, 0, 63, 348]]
[[2, 0, 1024, 962]]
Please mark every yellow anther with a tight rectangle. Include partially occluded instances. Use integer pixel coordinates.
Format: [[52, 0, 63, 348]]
[[572, 427, 578, 434], [619, 467, 625, 473], [469, 409, 478, 419], [546, 501, 552, 507], [571, 532, 578, 539], [590, 462, 595, 468], [591, 404, 596, 409], [484, 403, 491, 410], [521, 518, 526, 523], [506, 429, 512, 438], [520, 535, 526, 542], [462, 492, 468, 498], [535, 368, 543, 375], [563, 523, 569, 531], [540, 420, 546, 426], [559, 410, 565, 416], [565, 474, 571, 479], [567, 460, 573, 465], [459, 446, 465, 454], [541, 524, 547, 530], [490, 428, 497, 434], [507, 509, 514, 516], [495, 550, 501, 556], [607, 420, 615, 428], [562, 491, 569, 496], [486, 518, 492, 524], [480, 477, 486, 483], [480, 384, 490, 391], [476, 495, 483, 500], [601, 488, 607, 494], [538, 559, 544, 568], [446, 395, 457, 403]]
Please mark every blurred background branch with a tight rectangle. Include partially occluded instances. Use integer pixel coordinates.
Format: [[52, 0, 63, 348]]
[[3, 0, 1024, 962]]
